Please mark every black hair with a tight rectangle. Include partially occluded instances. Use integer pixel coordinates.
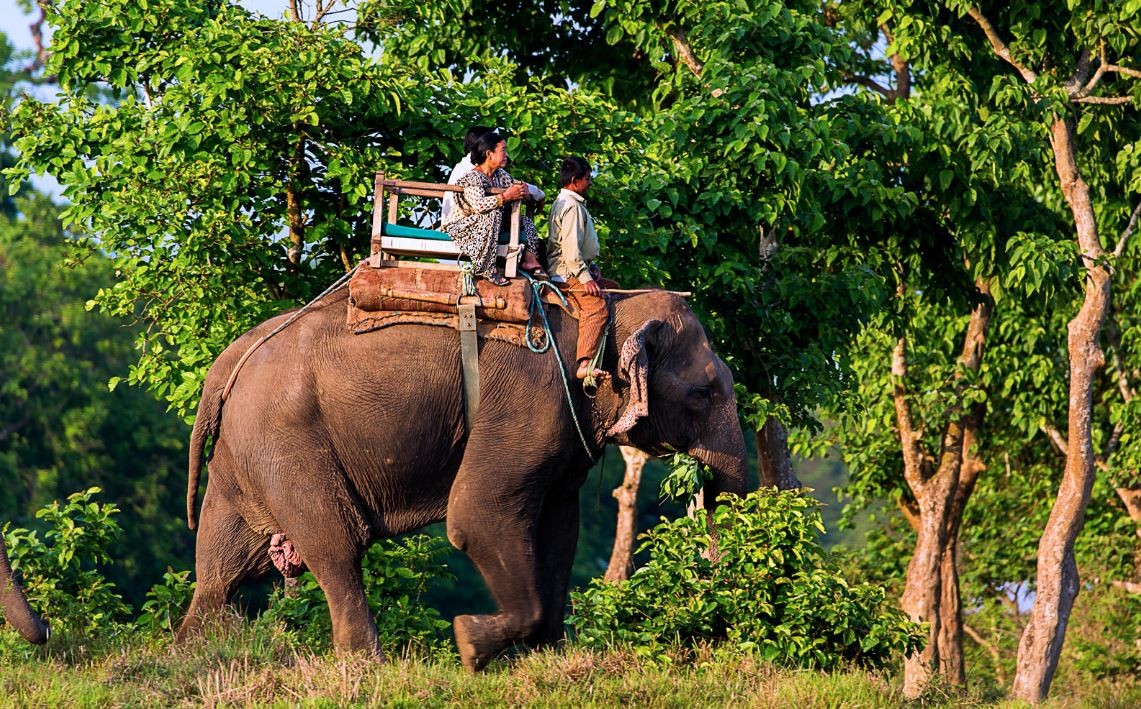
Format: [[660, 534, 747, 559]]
[[463, 126, 493, 157], [469, 131, 505, 165], [560, 156, 591, 187]]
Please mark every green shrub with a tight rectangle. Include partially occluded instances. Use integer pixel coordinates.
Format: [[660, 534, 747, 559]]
[[134, 568, 195, 636], [3, 488, 130, 636], [569, 488, 924, 669], [257, 534, 454, 652]]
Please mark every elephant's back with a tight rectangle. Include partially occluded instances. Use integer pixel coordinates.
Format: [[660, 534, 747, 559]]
[[211, 293, 467, 534]]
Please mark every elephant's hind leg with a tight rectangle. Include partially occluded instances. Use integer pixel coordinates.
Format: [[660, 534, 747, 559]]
[[263, 469, 381, 658], [177, 485, 272, 643]]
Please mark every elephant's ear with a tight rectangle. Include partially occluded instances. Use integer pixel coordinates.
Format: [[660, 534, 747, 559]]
[[608, 319, 664, 436]]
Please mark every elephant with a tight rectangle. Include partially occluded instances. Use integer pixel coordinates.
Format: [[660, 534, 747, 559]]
[[177, 284, 748, 671], [0, 534, 49, 644]]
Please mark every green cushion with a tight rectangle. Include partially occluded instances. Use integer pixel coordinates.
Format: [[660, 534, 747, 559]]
[[382, 222, 516, 244], [382, 222, 451, 241]]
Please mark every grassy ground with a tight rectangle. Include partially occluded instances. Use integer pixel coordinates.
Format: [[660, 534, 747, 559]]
[[1, 624, 1137, 708]]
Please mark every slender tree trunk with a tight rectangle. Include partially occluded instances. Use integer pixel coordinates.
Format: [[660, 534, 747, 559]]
[[604, 446, 649, 582], [286, 135, 306, 266], [937, 538, 965, 683], [900, 443, 960, 698], [756, 418, 800, 489], [899, 285, 992, 699], [1013, 117, 1112, 703], [1116, 486, 1141, 532], [938, 423, 985, 686]]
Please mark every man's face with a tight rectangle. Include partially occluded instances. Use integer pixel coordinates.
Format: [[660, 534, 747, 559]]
[[571, 173, 593, 195]]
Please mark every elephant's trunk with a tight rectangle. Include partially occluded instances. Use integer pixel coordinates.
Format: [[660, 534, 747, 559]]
[[691, 404, 749, 512], [0, 537, 49, 644]]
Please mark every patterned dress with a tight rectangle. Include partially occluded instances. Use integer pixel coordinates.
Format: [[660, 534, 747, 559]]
[[441, 167, 540, 277]]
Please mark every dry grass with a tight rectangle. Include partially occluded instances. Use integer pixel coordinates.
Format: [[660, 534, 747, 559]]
[[0, 625, 1137, 708]]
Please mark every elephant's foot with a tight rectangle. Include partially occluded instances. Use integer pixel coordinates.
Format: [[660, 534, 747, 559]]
[[526, 624, 566, 651], [453, 614, 504, 673]]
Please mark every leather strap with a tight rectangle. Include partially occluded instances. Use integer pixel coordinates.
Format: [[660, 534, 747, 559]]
[[457, 302, 480, 428]]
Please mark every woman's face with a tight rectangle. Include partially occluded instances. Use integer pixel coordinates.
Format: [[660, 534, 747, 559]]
[[483, 140, 508, 170]]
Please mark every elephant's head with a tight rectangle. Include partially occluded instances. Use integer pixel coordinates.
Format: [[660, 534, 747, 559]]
[[601, 293, 748, 507], [0, 535, 49, 644]]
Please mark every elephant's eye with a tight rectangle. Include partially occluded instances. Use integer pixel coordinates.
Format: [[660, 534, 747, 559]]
[[687, 386, 713, 404]]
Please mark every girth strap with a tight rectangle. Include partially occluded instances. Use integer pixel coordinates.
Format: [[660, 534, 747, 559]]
[[457, 302, 480, 428]]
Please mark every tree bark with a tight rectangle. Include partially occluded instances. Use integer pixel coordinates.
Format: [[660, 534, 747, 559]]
[[937, 538, 965, 684], [899, 283, 992, 699], [1116, 485, 1141, 533], [756, 418, 800, 489], [1012, 116, 1112, 703], [286, 135, 306, 266], [604, 446, 649, 582]]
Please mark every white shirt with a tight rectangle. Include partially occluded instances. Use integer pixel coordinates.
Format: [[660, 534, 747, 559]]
[[442, 156, 474, 220], [546, 188, 599, 283], [442, 156, 545, 220]]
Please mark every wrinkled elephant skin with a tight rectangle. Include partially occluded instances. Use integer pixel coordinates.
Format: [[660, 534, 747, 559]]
[[0, 535, 49, 644], [179, 288, 747, 670]]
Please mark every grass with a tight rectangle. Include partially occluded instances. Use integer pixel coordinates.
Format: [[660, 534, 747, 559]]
[[1, 623, 1138, 708]]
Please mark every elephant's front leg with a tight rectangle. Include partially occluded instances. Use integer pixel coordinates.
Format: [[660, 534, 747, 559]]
[[528, 478, 582, 648], [446, 460, 548, 672]]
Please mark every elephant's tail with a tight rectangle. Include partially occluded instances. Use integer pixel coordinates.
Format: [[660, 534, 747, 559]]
[[187, 382, 223, 531]]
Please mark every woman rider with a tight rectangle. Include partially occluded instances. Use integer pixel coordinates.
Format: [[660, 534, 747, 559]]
[[442, 131, 546, 285]]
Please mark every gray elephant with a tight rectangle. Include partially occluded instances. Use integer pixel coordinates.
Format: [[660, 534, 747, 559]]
[[0, 535, 49, 644], [178, 286, 747, 671]]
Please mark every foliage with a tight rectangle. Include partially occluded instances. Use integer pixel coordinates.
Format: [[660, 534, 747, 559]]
[[570, 489, 924, 670], [257, 534, 454, 652], [658, 453, 713, 504], [134, 569, 195, 636], [0, 189, 192, 607], [2, 488, 130, 636], [355, 0, 657, 105], [4, 1, 651, 420]]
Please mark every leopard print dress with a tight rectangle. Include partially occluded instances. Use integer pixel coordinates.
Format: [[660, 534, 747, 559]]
[[441, 168, 540, 276]]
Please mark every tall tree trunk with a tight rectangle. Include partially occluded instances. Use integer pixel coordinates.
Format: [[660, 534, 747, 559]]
[[604, 446, 649, 582], [286, 135, 306, 266], [1116, 486, 1141, 533], [899, 284, 992, 699], [756, 418, 800, 489], [1013, 117, 1111, 703], [900, 439, 961, 698], [936, 537, 965, 684], [937, 422, 986, 686]]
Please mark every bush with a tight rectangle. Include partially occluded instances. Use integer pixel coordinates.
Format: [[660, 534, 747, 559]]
[[134, 568, 195, 636], [3, 488, 130, 636], [257, 534, 454, 652], [569, 488, 924, 669]]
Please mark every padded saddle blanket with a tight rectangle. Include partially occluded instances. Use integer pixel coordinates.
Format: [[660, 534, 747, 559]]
[[347, 261, 573, 348]]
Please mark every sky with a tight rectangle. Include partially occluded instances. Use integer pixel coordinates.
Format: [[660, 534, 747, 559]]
[[1, 1, 39, 53]]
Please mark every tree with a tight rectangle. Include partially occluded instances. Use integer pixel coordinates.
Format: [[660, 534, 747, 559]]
[[829, 1, 1141, 700], [5, 0, 647, 418], [0, 190, 193, 605]]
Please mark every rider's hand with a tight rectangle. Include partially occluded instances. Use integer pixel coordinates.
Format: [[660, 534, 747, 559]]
[[582, 279, 602, 297], [503, 183, 526, 201]]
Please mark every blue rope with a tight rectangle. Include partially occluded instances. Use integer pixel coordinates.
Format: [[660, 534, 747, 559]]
[[521, 273, 597, 462]]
